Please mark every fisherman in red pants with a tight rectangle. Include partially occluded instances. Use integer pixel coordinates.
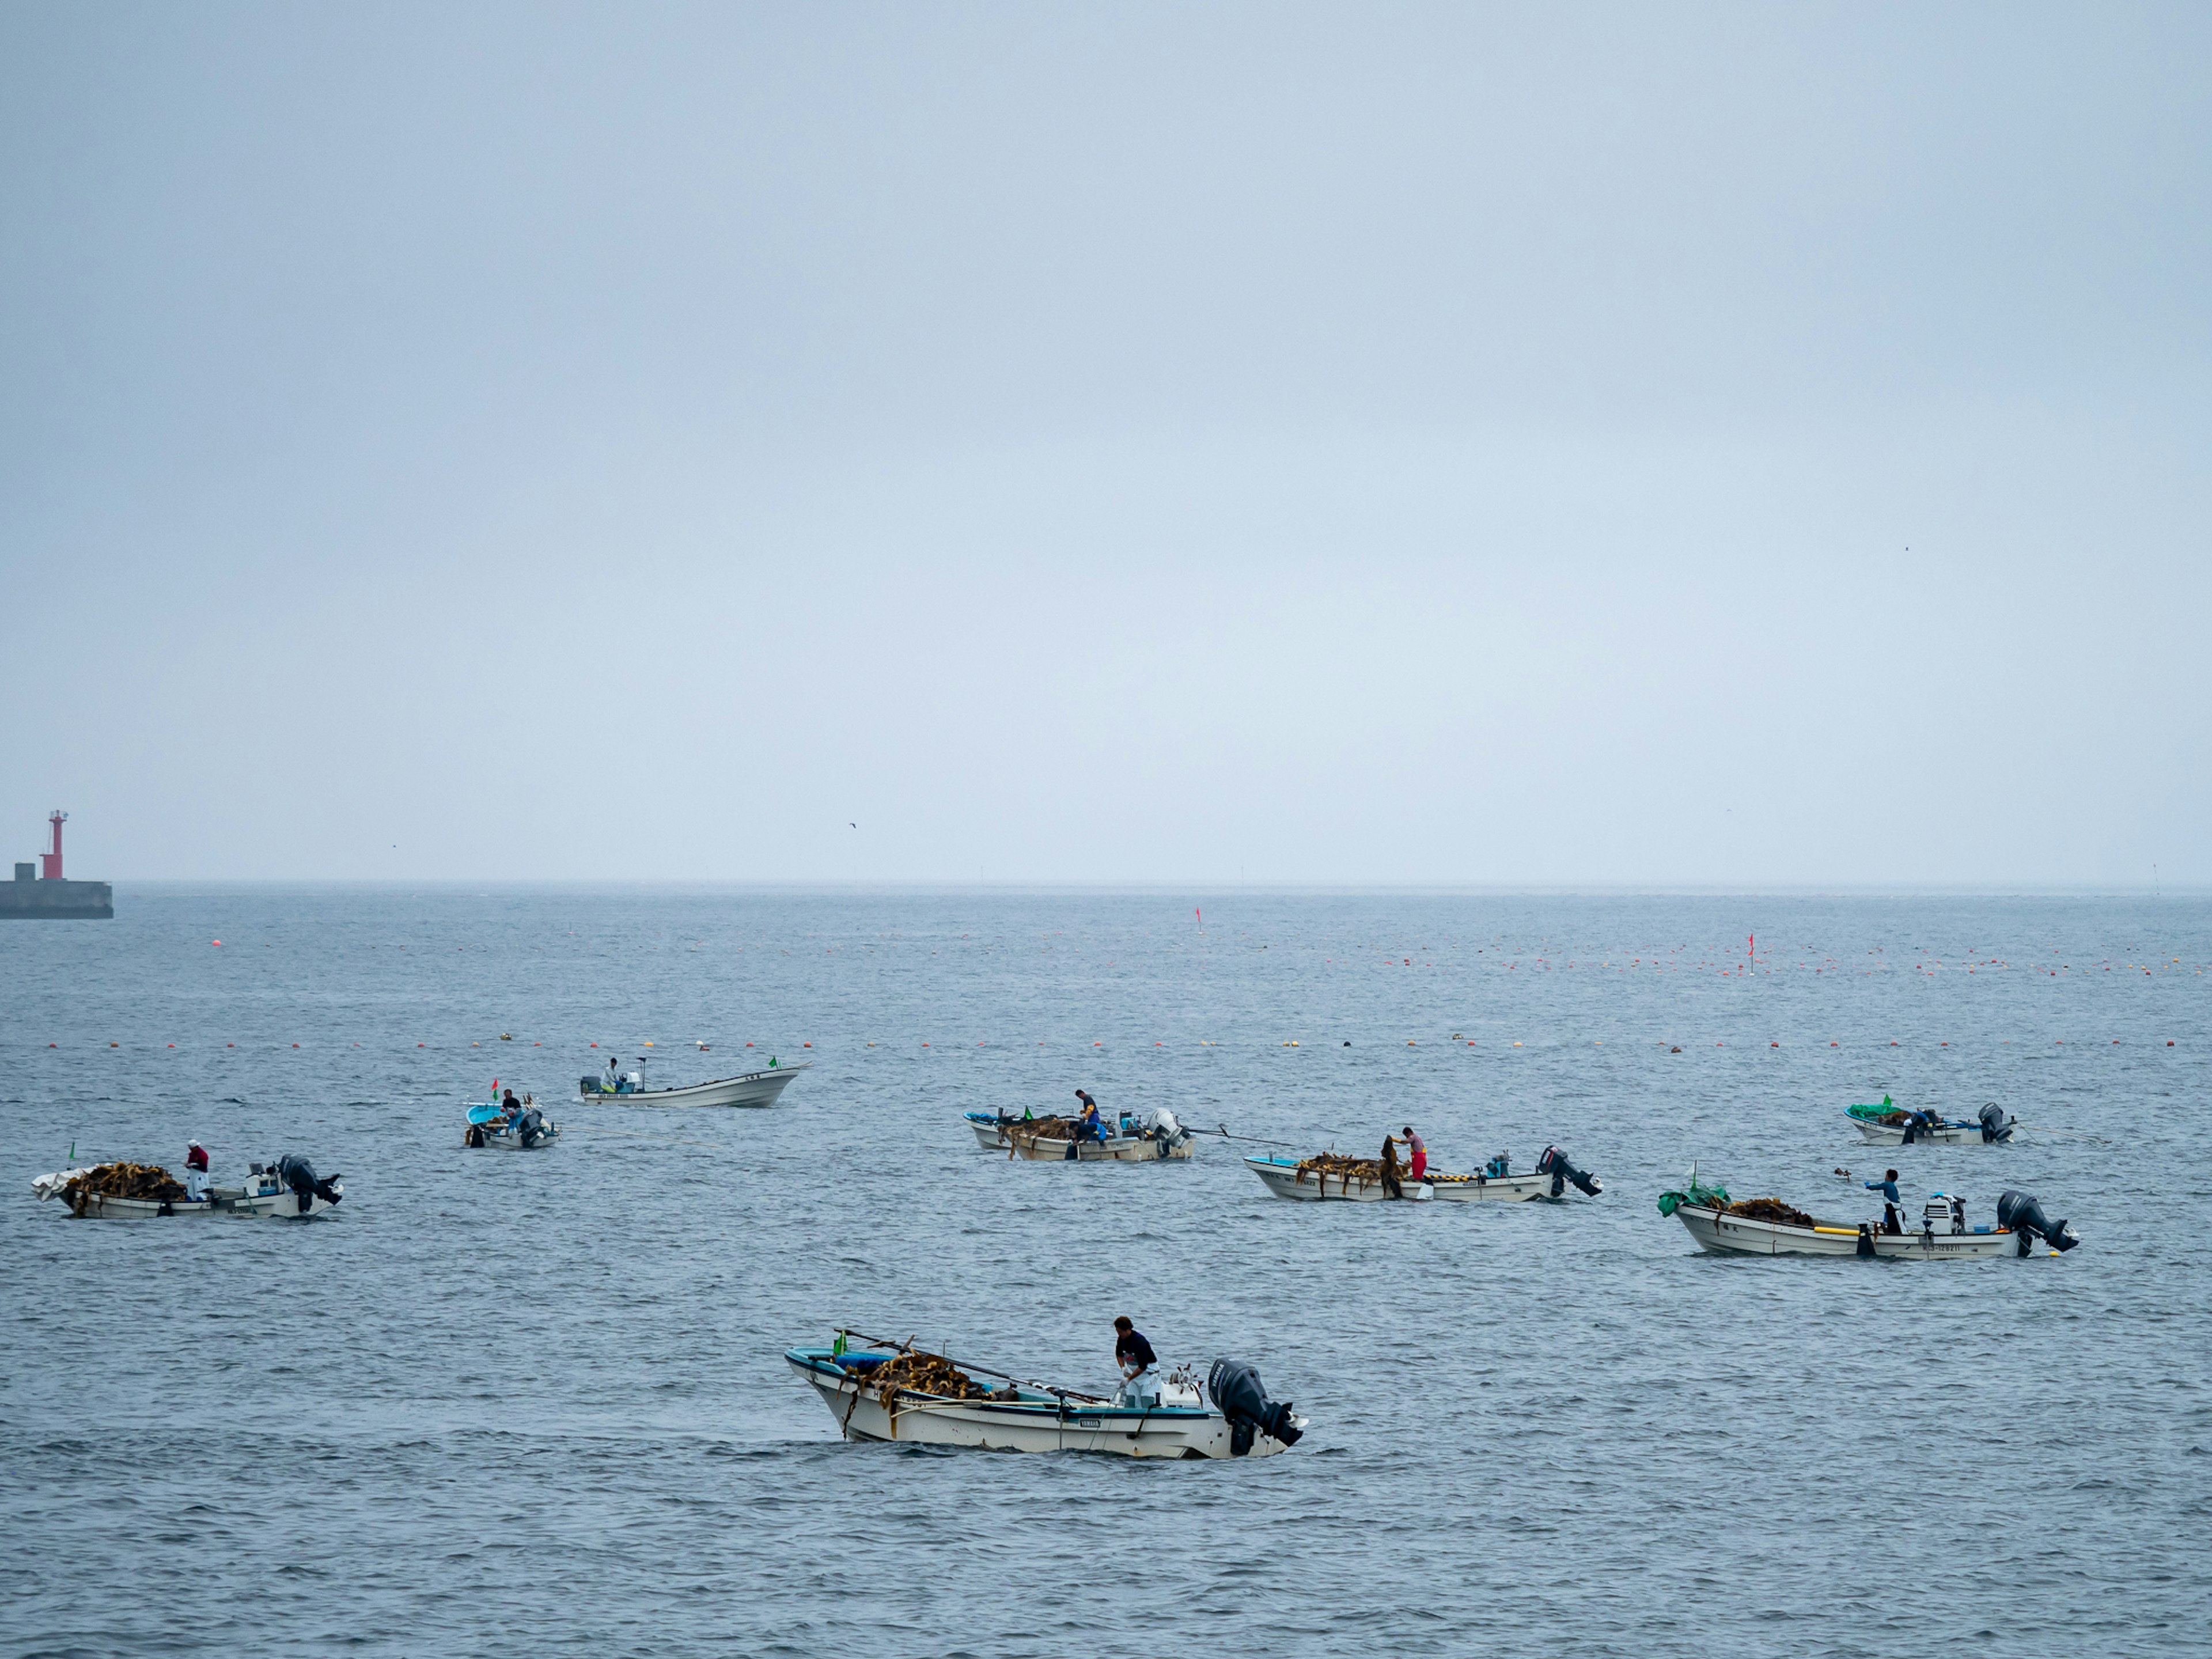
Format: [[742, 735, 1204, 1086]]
[[1402, 1126, 1427, 1182]]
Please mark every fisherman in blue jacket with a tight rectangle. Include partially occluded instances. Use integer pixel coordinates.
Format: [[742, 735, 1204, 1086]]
[[1865, 1168, 1904, 1234]]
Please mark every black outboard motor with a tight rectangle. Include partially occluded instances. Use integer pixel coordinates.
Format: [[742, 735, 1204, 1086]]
[[275, 1153, 342, 1210], [515, 1107, 549, 1148], [1996, 1189, 2078, 1255], [1537, 1145, 1603, 1198], [1979, 1103, 2014, 1144], [1207, 1359, 1302, 1456]]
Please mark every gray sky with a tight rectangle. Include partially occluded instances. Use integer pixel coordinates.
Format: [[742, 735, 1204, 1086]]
[[3, 2, 2206, 884]]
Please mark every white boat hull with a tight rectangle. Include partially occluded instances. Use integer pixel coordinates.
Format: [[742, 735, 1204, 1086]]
[[1425, 1171, 1559, 1202], [1244, 1157, 1431, 1201], [1673, 1203, 2016, 1259], [787, 1351, 1296, 1458], [57, 1185, 342, 1219], [1007, 1132, 1192, 1162], [1851, 1121, 1987, 1146], [582, 1064, 809, 1109]]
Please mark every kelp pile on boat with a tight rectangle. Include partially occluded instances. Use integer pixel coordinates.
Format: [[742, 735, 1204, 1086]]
[[1294, 1152, 1387, 1184], [1724, 1196, 1818, 1229], [63, 1162, 187, 1215], [857, 1350, 1004, 1402], [1003, 1116, 1074, 1155]]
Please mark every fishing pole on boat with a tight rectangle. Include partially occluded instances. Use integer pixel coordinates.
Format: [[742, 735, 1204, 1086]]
[[1205, 1124, 1304, 1150]]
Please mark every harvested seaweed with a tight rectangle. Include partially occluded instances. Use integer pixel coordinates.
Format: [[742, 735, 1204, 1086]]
[[1725, 1196, 1818, 1229], [63, 1161, 188, 1216]]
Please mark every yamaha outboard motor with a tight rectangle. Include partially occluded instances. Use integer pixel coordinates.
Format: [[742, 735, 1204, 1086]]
[[1996, 1189, 2078, 1255], [1207, 1359, 1302, 1456], [515, 1107, 550, 1148], [275, 1153, 342, 1210], [1979, 1103, 2015, 1144], [1537, 1145, 1603, 1198]]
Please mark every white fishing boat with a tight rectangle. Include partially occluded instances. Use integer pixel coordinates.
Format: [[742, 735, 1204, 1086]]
[[1660, 1175, 2077, 1259], [32, 1158, 343, 1219], [1001, 1109, 1195, 1162], [1847, 1097, 2016, 1146], [578, 1059, 810, 1109], [1244, 1155, 1433, 1200], [786, 1339, 1305, 1459], [464, 1101, 560, 1149]]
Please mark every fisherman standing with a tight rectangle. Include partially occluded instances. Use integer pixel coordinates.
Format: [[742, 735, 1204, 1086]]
[[1402, 1126, 1427, 1183], [1865, 1168, 1904, 1234], [184, 1139, 210, 1202], [1113, 1316, 1156, 1384]]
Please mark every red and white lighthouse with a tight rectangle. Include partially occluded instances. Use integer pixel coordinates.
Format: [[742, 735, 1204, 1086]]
[[41, 810, 66, 880]]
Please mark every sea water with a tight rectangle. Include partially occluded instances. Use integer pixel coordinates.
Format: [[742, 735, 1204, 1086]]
[[2, 888, 2205, 1657]]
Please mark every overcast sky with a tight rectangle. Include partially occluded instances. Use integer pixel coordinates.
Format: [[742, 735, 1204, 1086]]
[[2, 2, 2206, 884]]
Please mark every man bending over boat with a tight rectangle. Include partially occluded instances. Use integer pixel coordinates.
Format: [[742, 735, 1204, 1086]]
[[1401, 1126, 1427, 1183], [1113, 1316, 1156, 1386], [1075, 1090, 1107, 1143]]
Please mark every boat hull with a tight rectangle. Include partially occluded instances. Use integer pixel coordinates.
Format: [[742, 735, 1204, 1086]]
[[1673, 1203, 2013, 1259], [474, 1126, 560, 1150], [65, 1185, 342, 1219], [786, 1351, 1293, 1458], [1426, 1172, 1557, 1202], [581, 1065, 809, 1109], [1244, 1157, 1431, 1201], [1851, 1121, 1986, 1146], [1007, 1133, 1192, 1162]]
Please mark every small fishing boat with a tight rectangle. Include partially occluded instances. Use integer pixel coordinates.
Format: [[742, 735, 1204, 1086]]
[[578, 1059, 809, 1109], [1000, 1109, 1195, 1162], [1246, 1145, 1601, 1203], [32, 1156, 343, 1219], [1244, 1154, 1431, 1200], [787, 1334, 1305, 1458], [1659, 1171, 2077, 1259], [1847, 1097, 2016, 1146], [464, 1100, 560, 1149]]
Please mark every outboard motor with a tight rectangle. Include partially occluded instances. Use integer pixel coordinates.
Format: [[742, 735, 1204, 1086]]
[[1147, 1108, 1191, 1151], [1207, 1359, 1302, 1456], [274, 1153, 342, 1210], [1996, 1189, 2078, 1255], [1979, 1103, 2014, 1144], [516, 1107, 550, 1148], [1537, 1145, 1603, 1198]]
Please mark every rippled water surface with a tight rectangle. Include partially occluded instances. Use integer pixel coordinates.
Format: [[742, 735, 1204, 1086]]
[[3, 888, 2206, 1657]]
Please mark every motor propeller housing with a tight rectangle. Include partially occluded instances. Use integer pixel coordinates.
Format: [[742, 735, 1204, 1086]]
[[1996, 1188, 2078, 1253], [1537, 1145, 1603, 1198], [1207, 1359, 1302, 1456], [1980, 1103, 2016, 1143]]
